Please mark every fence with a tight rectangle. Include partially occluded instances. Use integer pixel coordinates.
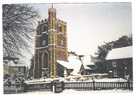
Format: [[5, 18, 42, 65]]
[[64, 81, 133, 90], [4, 85, 25, 94], [24, 82, 52, 92], [4, 81, 133, 94], [25, 81, 133, 92], [24, 80, 64, 93]]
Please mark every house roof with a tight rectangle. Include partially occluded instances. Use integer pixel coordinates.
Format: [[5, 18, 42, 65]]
[[106, 46, 132, 60], [57, 55, 92, 75], [4, 60, 26, 67]]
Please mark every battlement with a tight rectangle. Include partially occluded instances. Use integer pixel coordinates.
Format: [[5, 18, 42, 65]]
[[57, 19, 67, 25], [38, 19, 48, 25]]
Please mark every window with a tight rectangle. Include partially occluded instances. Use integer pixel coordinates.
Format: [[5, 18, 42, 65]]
[[112, 61, 117, 67], [42, 40, 46, 46], [60, 40, 64, 46], [59, 26, 62, 32], [36, 27, 41, 35], [43, 25, 48, 32], [63, 25, 66, 32], [113, 69, 118, 77]]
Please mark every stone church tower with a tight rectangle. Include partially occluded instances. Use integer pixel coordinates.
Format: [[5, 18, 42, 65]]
[[33, 6, 68, 78]]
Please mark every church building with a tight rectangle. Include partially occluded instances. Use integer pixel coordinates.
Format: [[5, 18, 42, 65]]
[[33, 6, 68, 78]]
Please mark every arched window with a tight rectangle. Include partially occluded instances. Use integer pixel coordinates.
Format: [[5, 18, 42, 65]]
[[42, 40, 46, 46], [43, 25, 48, 32], [41, 52, 49, 77], [36, 26, 41, 35], [43, 52, 48, 68], [60, 39, 64, 46], [112, 61, 117, 67]]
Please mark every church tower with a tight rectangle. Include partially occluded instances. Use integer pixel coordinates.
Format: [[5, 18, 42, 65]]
[[33, 5, 68, 78]]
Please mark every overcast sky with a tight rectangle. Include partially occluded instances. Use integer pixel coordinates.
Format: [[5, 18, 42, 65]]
[[33, 2, 131, 54], [27, 2, 132, 65]]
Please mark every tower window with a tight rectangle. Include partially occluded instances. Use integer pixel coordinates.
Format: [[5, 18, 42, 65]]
[[42, 40, 46, 46], [60, 40, 64, 46], [37, 27, 41, 35], [112, 61, 117, 67], [43, 25, 48, 32], [58, 26, 62, 32]]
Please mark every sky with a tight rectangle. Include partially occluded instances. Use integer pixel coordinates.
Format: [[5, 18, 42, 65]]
[[32, 3, 131, 54], [28, 2, 132, 66]]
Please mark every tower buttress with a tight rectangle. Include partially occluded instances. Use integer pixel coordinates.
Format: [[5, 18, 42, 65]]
[[34, 5, 68, 79], [48, 5, 57, 78]]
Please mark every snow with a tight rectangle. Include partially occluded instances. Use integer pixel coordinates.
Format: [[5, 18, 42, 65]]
[[25, 77, 67, 84], [4, 60, 26, 67], [94, 78, 127, 82], [84, 66, 92, 70], [63, 77, 128, 82], [25, 76, 127, 84], [23, 77, 130, 95], [62, 89, 131, 94], [25, 78, 53, 84], [57, 55, 81, 75], [23, 89, 131, 95], [57, 55, 92, 75], [57, 60, 73, 69], [106, 46, 132, 60]]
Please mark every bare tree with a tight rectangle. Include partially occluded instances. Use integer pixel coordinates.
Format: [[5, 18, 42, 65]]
[[3, 4, 39, 57]]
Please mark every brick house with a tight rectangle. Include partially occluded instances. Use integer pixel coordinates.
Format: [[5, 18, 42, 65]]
[[106, 46, 132, 80]]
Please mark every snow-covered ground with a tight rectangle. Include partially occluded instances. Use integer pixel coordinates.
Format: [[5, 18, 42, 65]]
[[93, 78, 128, 82], [62, 89, 132, 94], [25, 77, 128, 85], [23, 89, 132, 95]]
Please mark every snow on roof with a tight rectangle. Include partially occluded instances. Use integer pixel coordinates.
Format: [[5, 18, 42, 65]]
[[84, 66, 92, 70], [7, 60, 26, 67], [106, 46, 132, 60], [57, 55, 92, 75], [57, 60, 71, 69], [25, 78, 53, 84], [94, 78, 127, 82], [57, 56, 81, 75]]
